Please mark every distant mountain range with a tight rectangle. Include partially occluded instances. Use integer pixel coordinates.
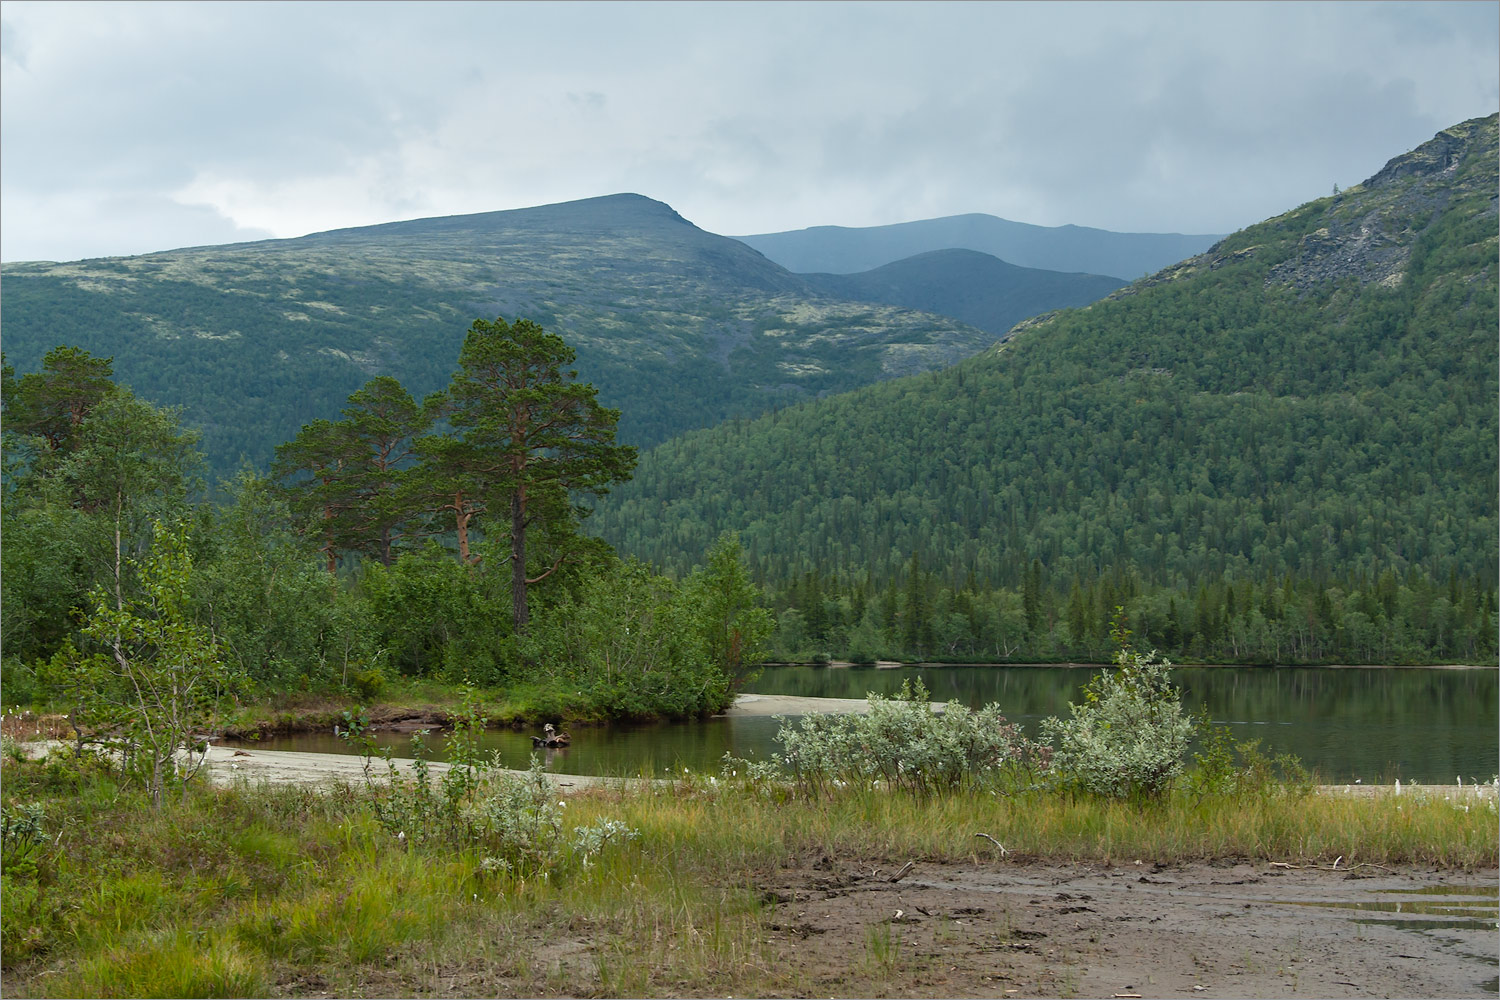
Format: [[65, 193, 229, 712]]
[[734, 214, 1222, 279], [2, 196, 1158, 479], [801, 249, 1124, 337], [594, 115, 1500, 588]]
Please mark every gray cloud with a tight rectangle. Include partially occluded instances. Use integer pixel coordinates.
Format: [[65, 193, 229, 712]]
[[2, 1, 1495, 261]]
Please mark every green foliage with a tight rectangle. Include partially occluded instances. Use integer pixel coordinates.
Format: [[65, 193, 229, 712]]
[[439, 315, 638, 629], [682, 533, 777, 687], [1183, 720, 1314, 802], [272, 376, 430, 569], [1, 801, 46, 877], [347, 688, 638, 879], [521, 559, 730, 719], [75, 521, 242, 807], [1041, 648, 1196, 799], [757, 565, 1497, 666], [753, 679, 1045, 797], [2, 355, 203, 668], [192, 471, 363, 690], [1, 344, 117, 457], [355, 543, 513, 683]]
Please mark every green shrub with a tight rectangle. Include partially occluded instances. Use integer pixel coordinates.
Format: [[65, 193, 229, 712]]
[[345, 689, 637, 879], [1, 801, 46, 878], [1040, 647, 1196, 799], [749, 679, 1044, 797]]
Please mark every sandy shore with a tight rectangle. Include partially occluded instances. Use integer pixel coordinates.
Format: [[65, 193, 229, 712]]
[[202, 693, 944, 790], [16, 692, 1494, 800], [721, 692, 946, 715]]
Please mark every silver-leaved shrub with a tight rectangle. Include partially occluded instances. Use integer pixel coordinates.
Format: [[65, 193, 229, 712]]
[[768, 679, 1044, 796], [1040, 647, 1195, 799]]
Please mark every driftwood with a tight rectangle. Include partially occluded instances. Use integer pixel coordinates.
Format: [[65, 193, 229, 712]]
[[974, 833, 1008, 856], [1269, 860, 1394, 873]]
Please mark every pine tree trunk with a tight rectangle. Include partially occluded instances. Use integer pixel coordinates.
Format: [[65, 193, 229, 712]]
[[511, 486, 529, 631]]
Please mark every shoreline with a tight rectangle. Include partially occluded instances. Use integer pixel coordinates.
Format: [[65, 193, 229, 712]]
[[770, 660, 1499, 670], [20, 736, 1495, 800]]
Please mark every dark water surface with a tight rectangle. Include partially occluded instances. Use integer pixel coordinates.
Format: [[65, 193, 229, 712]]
[[231, 665, 1497, 784]]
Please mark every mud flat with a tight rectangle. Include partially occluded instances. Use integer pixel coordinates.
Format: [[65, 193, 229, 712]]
[[755, 858, 1500, 998]]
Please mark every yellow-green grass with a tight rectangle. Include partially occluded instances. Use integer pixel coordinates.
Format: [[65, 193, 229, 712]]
[[2, 756, 1493, 998]]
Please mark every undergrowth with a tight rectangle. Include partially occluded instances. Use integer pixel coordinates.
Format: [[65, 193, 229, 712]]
[[0, 742, 1492, 999]]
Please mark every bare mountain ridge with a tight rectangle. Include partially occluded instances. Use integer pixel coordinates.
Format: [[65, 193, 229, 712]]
[[1, 194, 1142, 478]]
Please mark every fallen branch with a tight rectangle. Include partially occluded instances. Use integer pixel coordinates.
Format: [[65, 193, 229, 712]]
[[975, 833, 1008, 857], [1269, 861, 1394, 873], [890, 861, 915, 883]]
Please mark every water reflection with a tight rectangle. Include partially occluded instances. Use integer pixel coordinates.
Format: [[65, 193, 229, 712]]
[[229, 665, 1497, 784]]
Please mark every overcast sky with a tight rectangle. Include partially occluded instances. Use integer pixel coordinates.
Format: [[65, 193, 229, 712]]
[[2, 1, 1495, 263]]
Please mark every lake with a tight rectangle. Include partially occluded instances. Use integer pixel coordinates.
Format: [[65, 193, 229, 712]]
[[231, 664, 1498, 785]]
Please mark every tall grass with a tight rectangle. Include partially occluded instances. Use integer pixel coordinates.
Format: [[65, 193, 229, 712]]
[[1, 750, 1493, 998]]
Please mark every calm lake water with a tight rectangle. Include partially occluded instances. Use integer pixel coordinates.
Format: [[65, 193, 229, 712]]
[[233, 665, 1498, 785]]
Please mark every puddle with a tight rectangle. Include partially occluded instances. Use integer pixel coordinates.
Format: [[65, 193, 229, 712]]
[[1383, 884, 1499, 898], [1268, 885, 1500, 981], [1353, 917, 1498, 932], [1272, 898, 1497, 920]]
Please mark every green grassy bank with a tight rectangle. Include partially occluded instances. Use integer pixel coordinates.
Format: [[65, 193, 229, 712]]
[[2, 748, 1494, 999]]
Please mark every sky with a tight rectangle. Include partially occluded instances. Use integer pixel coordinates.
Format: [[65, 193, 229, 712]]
[[1, 1, 1496, 263]]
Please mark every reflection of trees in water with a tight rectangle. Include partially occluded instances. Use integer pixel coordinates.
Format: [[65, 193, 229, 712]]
[[236, 667, 1495, 784]]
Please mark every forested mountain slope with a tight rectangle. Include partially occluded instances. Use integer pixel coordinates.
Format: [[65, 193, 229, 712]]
[[2, 195, 1008, 479], [735, 213, 1221, 279], [595, 115, 1499, 593], [801, 249, 1125, 336]]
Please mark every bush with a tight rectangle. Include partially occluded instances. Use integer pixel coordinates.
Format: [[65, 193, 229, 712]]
[[522, 560, 731, 720], [345, 689, 637, 879], [750, 680, 1044, 797], [1040, 647, 1195, 800]]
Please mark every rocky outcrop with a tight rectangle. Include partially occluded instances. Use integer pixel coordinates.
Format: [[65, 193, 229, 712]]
[[1264, 114, 1497, 292]]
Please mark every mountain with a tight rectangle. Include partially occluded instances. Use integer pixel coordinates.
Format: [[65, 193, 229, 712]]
[[734, 214, 1222, 280], [593, 115, 1499, 590], [2, 194, 1008, 479], [800, 249, 1125, 337]]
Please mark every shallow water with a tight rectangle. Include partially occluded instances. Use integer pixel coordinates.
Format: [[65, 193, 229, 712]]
[[228, 664, 1498, 783]]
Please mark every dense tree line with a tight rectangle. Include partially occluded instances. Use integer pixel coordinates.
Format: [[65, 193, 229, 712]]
[[764, 560, 1496, 666], [2, 324, 774, 720]]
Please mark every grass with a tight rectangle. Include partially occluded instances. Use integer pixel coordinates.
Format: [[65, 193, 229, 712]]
[[1, 752, 1495, 998]]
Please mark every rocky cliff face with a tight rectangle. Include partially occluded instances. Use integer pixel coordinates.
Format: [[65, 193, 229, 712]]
[[1263, 114, 1497, 291], [1090, 114, 1497, 309], [1261, 115, 1497, 292]]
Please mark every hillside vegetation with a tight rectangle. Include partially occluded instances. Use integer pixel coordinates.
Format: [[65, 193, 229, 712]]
[[594, 116, 1499, 662], [3, 196, 1120, 481]]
